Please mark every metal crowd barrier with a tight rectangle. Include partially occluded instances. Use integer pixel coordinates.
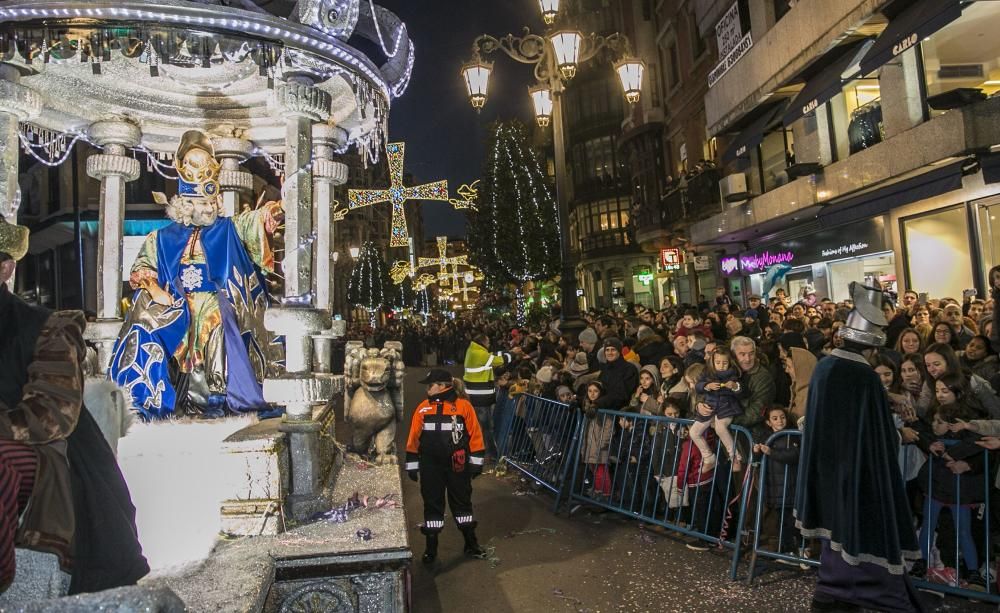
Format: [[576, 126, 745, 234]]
[[564, 410, 756, 580], [495, 394, 584, 513], [746, 434, 999, 605], [746, 430, 817, 583]]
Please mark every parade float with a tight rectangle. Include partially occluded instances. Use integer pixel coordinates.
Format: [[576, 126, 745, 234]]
[[0, 1, 420, 609]]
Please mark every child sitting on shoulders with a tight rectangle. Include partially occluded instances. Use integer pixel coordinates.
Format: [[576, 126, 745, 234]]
[[692, 347, 743, 472]]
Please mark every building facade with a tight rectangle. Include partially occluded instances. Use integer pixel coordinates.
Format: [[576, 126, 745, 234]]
[[564, 0, 659, 311], [688, 0, 1000, 304], [624, 0, 729, 307]]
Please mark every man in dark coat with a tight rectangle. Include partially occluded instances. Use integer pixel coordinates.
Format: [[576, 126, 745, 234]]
[[795, 283, 925, 612], [594, 337, 638, 411], [0, 218, 147, 595]]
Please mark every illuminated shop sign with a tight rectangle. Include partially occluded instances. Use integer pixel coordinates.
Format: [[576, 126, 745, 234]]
[[720, 256, 740, 276], [660, 248, 683, 271], [738, 217, 886, 275]]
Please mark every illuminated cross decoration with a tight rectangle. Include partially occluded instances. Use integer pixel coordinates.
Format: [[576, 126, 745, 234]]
[[450, 279, 480, 302], [348, 142, 450, 247], [418, 236, 468, 280]]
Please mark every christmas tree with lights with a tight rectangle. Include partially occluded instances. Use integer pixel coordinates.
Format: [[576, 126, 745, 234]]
[[468, 120, 561, 321], [347, 240, 394, 326]]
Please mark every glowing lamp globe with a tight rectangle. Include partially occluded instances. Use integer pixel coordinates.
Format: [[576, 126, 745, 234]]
[[349, 246, 361, 259], [538, 0, 560, 25], [549, 30, 582, 80], [462, 59, 493, 110], [615, 58, 645, 104], [529, 84, 554, 128]]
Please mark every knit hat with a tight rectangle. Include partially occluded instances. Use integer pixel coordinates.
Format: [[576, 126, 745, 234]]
[[536, 365, 555, 384], [569, 351, 590, 376], [602, 337, 623, 352], [579, 327, 598, 345], [637, 325, 654, 341], [556, 385, 573, 398]]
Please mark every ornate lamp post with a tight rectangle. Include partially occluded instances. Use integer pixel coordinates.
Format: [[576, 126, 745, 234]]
[[460, 7, 644, 327]]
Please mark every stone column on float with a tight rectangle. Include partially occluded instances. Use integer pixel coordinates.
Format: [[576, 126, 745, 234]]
[[262, 78, 335, 520], [84, 119, 142, 372], [311, 124, 349, 374]]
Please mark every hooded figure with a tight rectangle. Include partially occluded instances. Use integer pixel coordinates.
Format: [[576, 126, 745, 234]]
[[795, 282, 925, 612], [628, 364, 662, 415]]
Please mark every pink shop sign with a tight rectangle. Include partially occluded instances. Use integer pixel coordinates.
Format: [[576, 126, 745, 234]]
[[740, 250, 795, 273]]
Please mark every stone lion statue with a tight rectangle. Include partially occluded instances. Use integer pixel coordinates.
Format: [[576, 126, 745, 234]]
[[344, 341, 405, 465]]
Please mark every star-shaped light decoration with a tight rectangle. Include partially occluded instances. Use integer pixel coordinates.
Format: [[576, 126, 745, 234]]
[[348, 142, 450, 247], [449, 180, 480, 211], [389, 261, 413, 285]]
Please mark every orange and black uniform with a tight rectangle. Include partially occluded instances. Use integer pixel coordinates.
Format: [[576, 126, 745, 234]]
[[406, 386, 485, 533]]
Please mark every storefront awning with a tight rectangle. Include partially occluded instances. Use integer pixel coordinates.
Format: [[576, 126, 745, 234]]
[[858, 0, 964, 77], [818, 159, 966, 228], [781, 38, 874, 127], [720, 101, 786, 165]]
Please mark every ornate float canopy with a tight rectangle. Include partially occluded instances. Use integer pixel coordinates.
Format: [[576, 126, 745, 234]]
[[0, 0, 413, 160]]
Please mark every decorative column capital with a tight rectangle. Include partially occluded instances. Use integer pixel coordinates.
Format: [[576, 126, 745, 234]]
[[269, 82, 332, 122], [0, 79, 42, 121], [87, 119, 141, 149], [313, 159, 348, 186], [212, 137, 255, 164], [86, 154, 141, 182], [218, 169, 254, 193]]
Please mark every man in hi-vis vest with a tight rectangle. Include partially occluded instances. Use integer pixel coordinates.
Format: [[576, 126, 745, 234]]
[[462, 333, 513, 459]]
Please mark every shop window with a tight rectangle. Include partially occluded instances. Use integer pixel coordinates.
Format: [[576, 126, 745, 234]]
[[758, 126, 794, 192], [902, 206, 973, 300], [828, 253, 896, 303], [975, 195, 1000, 285], [920, 2, 1000, 113], [689, 10, 706, 60], [827, 77, 883, 161]]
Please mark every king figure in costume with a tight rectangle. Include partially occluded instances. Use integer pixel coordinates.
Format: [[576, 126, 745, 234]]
[[795, 282, 925, 612], [110, 131, 282, 420]]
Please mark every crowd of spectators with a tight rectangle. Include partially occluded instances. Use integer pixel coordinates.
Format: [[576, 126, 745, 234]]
[[441, 276, 1000, 589]]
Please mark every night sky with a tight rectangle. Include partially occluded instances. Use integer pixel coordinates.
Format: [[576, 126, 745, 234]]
[[377, 0, 548, 239]]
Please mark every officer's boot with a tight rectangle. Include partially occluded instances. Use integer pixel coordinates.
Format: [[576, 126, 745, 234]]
[[460, 524, 484, 557], [422, 533, 438, 564]]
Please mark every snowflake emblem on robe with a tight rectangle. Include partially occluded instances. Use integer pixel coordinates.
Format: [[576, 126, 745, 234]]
[[181, 265, 204, 292]]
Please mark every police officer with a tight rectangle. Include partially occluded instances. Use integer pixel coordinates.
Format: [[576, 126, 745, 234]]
[[406, 369, 485, 564]]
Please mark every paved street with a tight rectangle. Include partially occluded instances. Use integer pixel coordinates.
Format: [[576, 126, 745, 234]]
[[390, 367, 987, 613]]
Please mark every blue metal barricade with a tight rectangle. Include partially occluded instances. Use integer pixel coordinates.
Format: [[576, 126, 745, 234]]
[[745, 432, 999, 605], [910, 447, 996, 603], [496, 394, 584, 513], [746, 430, 817, 583], [565, 410, 756, 580]]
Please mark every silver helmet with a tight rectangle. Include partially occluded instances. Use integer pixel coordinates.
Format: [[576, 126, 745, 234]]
[[839, 282, 888, 347]]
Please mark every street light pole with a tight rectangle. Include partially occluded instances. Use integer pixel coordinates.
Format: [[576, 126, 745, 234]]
[[461, 15, 644, 332]]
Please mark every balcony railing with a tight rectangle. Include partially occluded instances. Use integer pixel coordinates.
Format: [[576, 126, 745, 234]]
[[633, 168, 723, 237]]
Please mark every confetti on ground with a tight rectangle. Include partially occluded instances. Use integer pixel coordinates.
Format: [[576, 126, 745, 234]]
[[312, 492, 400, 523], [503, 527, 557, 539]]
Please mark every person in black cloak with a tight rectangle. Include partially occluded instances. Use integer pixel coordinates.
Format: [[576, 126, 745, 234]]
[[795, 282, 925, 612]]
